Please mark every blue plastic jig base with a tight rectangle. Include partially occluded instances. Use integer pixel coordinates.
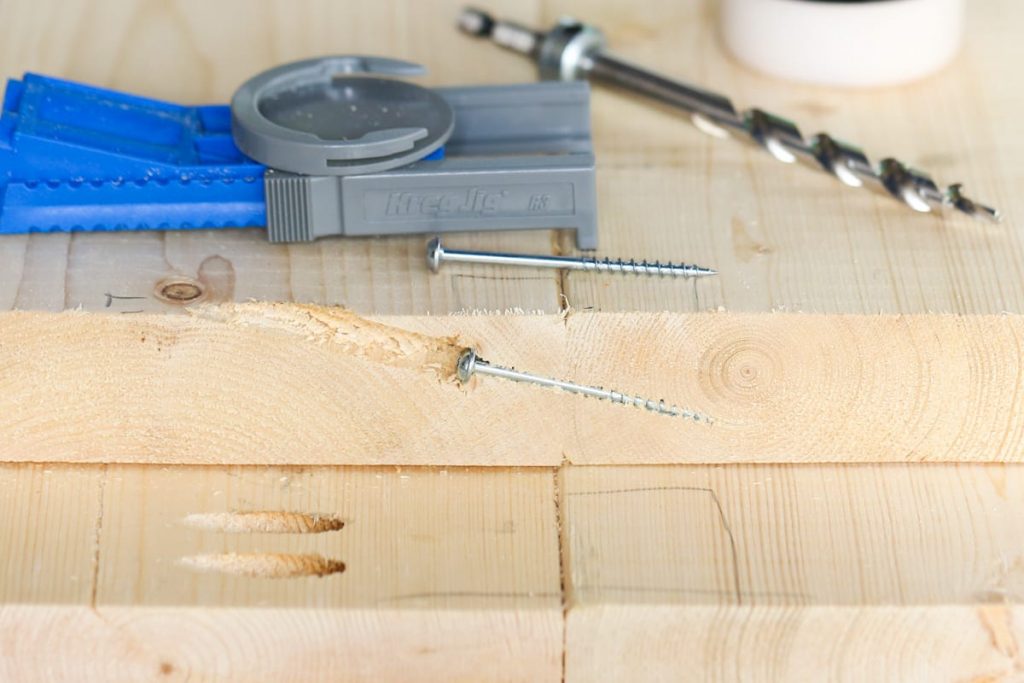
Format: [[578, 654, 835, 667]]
[[0, 74, 267, 234]]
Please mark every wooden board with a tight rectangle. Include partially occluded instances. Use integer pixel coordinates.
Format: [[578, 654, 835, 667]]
[[0, 0, 1020, 317], [0, 464, 563, 682], [562, 464, 1024, 682], [0, 0, 560, 317], [4, 462, 1023, 681], [567, 311, 1024, 463], [553, 0, 1024, 315], [1, 0, 1023, 680], [0, 306, 568, 465], [3, 306, 1024, 464]]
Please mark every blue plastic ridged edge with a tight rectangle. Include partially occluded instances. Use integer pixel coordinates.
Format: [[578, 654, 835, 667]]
[[0, 177, 267, 234], [0, 73, 268, 235]]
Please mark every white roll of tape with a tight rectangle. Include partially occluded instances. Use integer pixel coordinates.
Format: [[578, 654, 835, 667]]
[[720, 0, 965, 87]]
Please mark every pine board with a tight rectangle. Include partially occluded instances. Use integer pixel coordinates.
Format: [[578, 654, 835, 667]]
[[562, 464, 1024, 682], [3, 307, 1024, 465], [0, 0, 1020, 316], [0, 464, 563, 682], [3, 462, 1023, 681], [0, 0, 1022, 680]]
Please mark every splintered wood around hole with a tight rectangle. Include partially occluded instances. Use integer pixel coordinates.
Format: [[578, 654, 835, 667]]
[[189, 302, 464, 382], [1, 307, 1022, 464]]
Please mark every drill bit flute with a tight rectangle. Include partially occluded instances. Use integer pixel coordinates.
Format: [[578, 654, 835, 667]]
[[458, 8, 1000, 223]]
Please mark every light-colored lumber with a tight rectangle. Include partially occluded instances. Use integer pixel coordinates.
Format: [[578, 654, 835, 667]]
[[0, 304, 567, 465], [0, 464, 563, 682], [554, 0, 1024, 315], [0, 0, 1021, 317], [3, 306, 1024, 464], [567, 311, 1024, 463], [0, 0, 1023, 679], [562, 464, 1024, 682], [0, 0, 560, 317], [5, 462, 1024, 682]]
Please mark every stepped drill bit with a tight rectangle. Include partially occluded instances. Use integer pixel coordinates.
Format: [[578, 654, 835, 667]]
[[458, 8, 1000, 223], [427, 237, 717, 278], [457, 348, 713, 424]]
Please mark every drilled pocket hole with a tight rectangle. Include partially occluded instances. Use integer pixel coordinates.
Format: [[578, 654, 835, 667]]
[[179, 553, 346, 578], [182, 511, 346, 534]]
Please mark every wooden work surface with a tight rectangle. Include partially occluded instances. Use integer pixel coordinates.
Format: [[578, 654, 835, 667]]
[[4, 462, 1024, 682], [0, 0, 1020, 316], [2, 1, 1024, 681]]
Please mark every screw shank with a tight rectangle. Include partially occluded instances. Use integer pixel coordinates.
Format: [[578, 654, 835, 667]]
[[471, 358, 614, 401], [440, 248, 584, 271], [429, 240, 716, 278], [466, 354, 712, 422]]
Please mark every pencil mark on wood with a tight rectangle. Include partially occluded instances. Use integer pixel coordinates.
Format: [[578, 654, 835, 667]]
[[568, 485, 743, 604], [104, 292, 147, 308]]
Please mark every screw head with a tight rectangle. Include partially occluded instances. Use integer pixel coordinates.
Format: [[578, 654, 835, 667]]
[[426, 237, 445, 273], [456, 348, 478, 383]]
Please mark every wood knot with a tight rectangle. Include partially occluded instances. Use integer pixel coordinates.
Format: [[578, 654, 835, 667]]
[[155, 277, 206, 304], [703, 336, 782, 403]]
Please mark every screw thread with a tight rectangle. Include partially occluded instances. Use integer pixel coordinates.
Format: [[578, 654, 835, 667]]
[[427, 238, 717, 278], [583, 257, 714, 278], [604, 389, 713, 423], [458, 349, 713, 424]]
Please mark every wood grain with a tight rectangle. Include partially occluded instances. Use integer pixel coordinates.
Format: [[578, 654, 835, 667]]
[[562, 464, 1024, 682], [0, 464, 563, 682], [0, 306, 567, 465], [5, 462, 1024, 681], [551, 0, 1024, 315], [0, 0, 561, 317], [568, 311, 1024, 463], [0, 0, 1022, 679], [4, 306, 1024, 464], [0, 0, 1021, 316]]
